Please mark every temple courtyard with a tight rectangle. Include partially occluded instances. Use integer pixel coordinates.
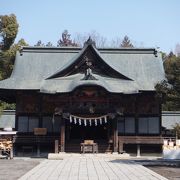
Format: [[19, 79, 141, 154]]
[[18, 155, 169, 180], [1, 154, 180, 180], [3, 155, 171, 180]]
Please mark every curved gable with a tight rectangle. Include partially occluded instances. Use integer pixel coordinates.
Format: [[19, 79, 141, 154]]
[[47, 39, 132, 81]]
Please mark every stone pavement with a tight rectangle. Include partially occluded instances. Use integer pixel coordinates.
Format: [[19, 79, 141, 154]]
[[19, 155, 168, 180]]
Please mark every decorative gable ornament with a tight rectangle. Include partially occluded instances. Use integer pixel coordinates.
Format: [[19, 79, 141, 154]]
[[84, 36, 96, 47], [81, 68, 98, 80]]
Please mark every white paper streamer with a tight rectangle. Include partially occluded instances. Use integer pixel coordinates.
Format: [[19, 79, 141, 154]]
[[100, 118, 102, 125], [89, 119, 92, 126], [70, 114, 108, 126], [95, 119, 97, 126], [74, 117, 77, 124], [84, 119, 87, 126], [104, 116, 107, 123]]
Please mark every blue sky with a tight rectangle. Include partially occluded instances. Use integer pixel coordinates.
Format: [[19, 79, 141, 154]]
[[1, 0, 180, 53]]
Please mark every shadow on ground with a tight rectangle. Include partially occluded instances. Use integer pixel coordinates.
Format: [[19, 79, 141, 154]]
[[0, 159, 41, 180], [110, 158, 180, 180]]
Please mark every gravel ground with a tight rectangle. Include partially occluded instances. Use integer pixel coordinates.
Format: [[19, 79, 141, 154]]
[[147, 166, 180, 180], [0, 159, 41, 180], [133, 159, 180, 180]]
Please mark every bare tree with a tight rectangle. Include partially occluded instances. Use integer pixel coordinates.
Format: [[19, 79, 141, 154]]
[[88, 31, 107, 48], [110, 37, 122, 48], [59, 31, 137, 49], [74, 30, 107, 48], [73, 32, 87, 47], [175, 43, 180, 57]]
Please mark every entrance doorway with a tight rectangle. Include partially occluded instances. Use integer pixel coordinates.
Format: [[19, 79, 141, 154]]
[[69, 124, 108, 140], [65, 122, 112, 153]]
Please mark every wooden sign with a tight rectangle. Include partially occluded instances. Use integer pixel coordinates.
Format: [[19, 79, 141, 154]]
[[34, 128, 47, 135]]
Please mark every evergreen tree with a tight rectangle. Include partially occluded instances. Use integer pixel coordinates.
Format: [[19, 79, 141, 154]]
[[173, 123, 180, 139], [0, 39, 28, 79], [120, 35, 134, 47], [46, 42, 53, 47], [156, 52, 180, 110], [34, 40, 45, 47], [0, 15, 27, 111], [0, 14, 19, 50]]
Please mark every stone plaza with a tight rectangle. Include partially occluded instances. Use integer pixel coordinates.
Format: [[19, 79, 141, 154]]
[[19, 154, 168, 180]]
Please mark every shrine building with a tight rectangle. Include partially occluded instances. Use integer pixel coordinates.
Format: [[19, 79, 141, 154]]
[[0, 38, 165, 155]]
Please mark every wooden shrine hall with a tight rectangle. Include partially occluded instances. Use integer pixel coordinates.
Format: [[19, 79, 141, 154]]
[[0, 38, 165, 155]]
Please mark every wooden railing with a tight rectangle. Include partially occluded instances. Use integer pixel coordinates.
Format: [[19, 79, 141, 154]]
[[118, 136, 163, 153], [13, 135, 60, 144], [119, 136, 163, 144]]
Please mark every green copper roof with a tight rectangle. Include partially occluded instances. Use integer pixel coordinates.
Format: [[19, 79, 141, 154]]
[[0, 43, 165, 94]]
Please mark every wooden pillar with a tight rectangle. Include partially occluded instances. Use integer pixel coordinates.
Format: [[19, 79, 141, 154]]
[[135, 95, 139, 136], [66, 125, 70, 141], [60, 118, 65, 152], [113, 118, 118, 153], [37, 95, 42, 156], [15, 93, 18, 156], [159, 100, 162, 135], [38, 95, 43, 128], [107, 120, 110, 141]]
